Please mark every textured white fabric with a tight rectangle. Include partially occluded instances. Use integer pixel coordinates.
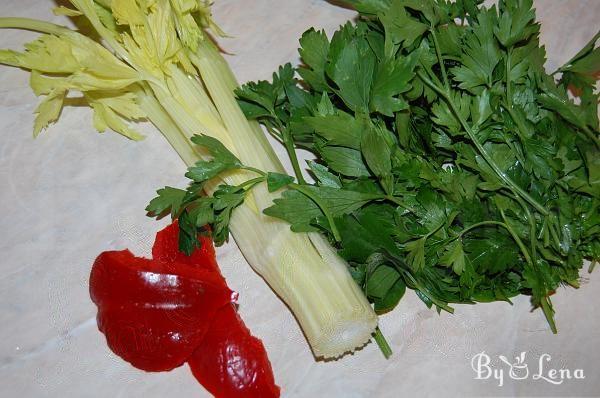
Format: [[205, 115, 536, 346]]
[[0, 1, 598, 396]]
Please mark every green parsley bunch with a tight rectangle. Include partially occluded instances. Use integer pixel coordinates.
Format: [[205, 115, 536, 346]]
[[156, 0, 599, 333]]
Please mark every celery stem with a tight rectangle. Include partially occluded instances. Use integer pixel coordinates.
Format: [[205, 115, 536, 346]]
[[0, 17, 68, 35]]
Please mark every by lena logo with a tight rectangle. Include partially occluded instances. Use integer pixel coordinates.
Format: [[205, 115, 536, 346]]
[[471, 351, 585, 387]]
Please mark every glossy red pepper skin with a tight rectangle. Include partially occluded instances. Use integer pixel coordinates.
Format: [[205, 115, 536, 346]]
[[90, 222, 280, 397], [188, 304, 280, 398], [90, 250, 232, 372]]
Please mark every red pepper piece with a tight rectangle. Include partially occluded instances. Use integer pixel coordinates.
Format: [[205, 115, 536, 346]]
[[90, 250, 232, 372], [90, 223, 280, 396], [188, 304, 280, 398]]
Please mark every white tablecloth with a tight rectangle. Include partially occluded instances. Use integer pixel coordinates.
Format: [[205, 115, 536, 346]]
[[1, 1, 599, 396]]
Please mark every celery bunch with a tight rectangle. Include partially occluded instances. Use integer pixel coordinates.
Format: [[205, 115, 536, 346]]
[[0, 0, 377, 358]]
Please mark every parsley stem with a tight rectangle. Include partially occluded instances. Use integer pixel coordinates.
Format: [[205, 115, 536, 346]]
[[539, 215, 549, 243], [548, 214, 563, 253], [430, 28, 450, 91], [514, 194, 557, 334], [458, 221, 508, 238], [498, 208, 532, 266], [581, 125, 600, 148], [540, 298, 557, 334], [373, 327, 392, 359], [457, 216, 546, 283], [238, 176, 267, 190], [255, 121, 309, 183], [514, 194, 538, 260], [288, 183, 341, 242], [264, 124, 284, 142], [419, 63, 445, 93], [282, 128, 307, 185], [506, 49, 512, 103], [416, 70, 549, 217], [241, 166, 267, 176]]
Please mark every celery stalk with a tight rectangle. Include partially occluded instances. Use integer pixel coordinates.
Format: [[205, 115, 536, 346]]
[[186, 40, 379, 356]]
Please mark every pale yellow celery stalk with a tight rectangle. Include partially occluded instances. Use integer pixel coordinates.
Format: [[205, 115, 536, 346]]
[[135, 86, 200, 166], [185, 39, 378, 358], [188, 42, 284, 175], [166, 64, 220, 122], [0, 0, 379, 358]]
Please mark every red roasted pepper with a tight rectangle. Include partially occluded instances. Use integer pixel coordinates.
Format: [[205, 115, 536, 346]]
[[90, 250, 232, 371], [89, 222, 280, 397], [189, 304, 280, 398]]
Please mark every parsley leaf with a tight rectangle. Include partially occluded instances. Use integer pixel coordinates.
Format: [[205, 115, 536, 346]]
[[326, 28, 376, 112], [298, 28, 330, 92], [146, 186, 187, 219], [379, 1, 428, 57], [450, 8, 501, 91], [186, 134, 243, 184], [266, 172, 294, 192]]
